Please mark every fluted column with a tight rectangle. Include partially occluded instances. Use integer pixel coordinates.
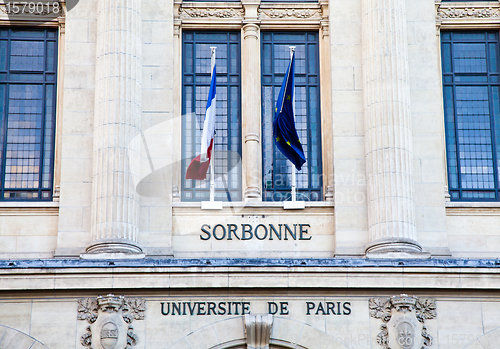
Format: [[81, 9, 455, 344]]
[[242, 20, 262, 200], [362, 0, 422, 256], [86, 0, 143, 256]]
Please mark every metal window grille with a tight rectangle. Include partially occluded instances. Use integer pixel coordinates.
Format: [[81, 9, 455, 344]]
[[0, 28, 57, 201], [182, 31, 242, 202], [442, 31, 500, 201], [261, 32, 322, 202]]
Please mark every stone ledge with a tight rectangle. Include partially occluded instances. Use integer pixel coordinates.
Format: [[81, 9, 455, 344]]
[[1, 259, 500, 291], [1, 257, 500, 269]]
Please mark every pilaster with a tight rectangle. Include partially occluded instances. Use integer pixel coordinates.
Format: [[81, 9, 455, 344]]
[[242, 3, 262, 200], [319, 0, 333, 201]]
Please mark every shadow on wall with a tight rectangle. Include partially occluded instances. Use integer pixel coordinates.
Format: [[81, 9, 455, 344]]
[[0, 324, 48, 349]]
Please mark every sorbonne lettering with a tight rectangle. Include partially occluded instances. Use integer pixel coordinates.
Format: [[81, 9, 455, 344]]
[[200, 223, 312, 241]]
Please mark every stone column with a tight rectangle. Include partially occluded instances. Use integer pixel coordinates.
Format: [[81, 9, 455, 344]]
[[242, 18, 262, 200], [362, 0, 423, 256], [85, 0, 144, 257]]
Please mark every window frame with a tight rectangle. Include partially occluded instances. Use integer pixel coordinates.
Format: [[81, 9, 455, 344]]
[[0, 28, 58, 201], [441, 30, 500, 201], [260, 31, 323, 202], [181, 30, 242, 202]]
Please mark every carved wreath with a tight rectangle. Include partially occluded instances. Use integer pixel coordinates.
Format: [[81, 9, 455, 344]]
[[369, 295, 436, 349]]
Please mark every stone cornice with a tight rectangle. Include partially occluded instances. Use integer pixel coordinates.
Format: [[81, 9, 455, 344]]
[[2, 259, 500, 292], [436, 1, 500, 29]]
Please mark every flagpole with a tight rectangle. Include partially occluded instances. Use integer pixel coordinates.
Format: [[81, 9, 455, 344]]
[[210, 47, 217, 203], [289, 46, 297, 203]]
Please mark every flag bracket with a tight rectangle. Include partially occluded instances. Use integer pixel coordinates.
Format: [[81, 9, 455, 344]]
[[201, 200, 223, 210], [283, 200, 305, 210]]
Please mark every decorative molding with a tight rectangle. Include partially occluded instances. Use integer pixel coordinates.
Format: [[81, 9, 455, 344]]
[[437, 6, 500, 20], [179, 7, 244, 20], [53, 185, 61, 202], [446, 206, 500, 216], [324, 185, 334, 202], [369, 295, 436, 349], [244, 314, 273, 349], [244, 133, 260, 143], [436, 2, 500, 29], [78, 295, 146, 349], [172, 185, 181, 202], [258, 8, 322, 20]]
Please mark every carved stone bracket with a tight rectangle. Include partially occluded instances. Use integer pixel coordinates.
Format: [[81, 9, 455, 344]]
[[244, 314, 273, 349], [78, 295, 146, 349], [369, 295, 436, 349]]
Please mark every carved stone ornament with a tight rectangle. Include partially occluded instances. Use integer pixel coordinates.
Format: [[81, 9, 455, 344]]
[[179, 7, 244, 20], [245, 314, 273, 349], [258, 8, 322, 20], [437, 6, 500, 20], [78, 294, 146, 349], [369, 295, 436, 349]]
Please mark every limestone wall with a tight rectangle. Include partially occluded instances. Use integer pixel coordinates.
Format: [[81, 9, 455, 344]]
[[0, 293, 499, 349], [0, 0, 498, 259]]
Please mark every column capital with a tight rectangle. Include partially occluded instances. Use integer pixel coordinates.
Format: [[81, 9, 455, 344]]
[[242, 22, 260, 40]]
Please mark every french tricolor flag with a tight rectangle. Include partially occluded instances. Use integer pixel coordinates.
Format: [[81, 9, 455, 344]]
[[185, 62, 216, 180]]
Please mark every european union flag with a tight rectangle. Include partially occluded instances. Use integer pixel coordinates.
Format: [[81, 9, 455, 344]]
[[273, 51, 306, 171]]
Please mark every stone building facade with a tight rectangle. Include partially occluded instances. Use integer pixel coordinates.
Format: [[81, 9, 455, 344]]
[[0, 0, 499, 348]]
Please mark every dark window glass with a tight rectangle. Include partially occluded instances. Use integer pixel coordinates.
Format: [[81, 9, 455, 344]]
[[182, 31, 241, 201], [0, 29, 57, 201], [442, 31, 500, 201], [261, 32, 322, 202]]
